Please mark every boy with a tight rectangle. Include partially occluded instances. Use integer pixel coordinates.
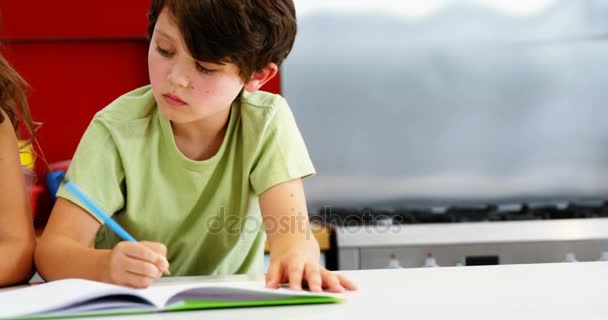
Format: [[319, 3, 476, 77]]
[[36, 0, 355, 292]]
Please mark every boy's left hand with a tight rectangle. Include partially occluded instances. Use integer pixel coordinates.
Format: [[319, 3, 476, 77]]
[[265, 245, 357, 293]]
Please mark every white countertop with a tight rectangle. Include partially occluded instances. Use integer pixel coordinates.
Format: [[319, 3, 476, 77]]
[[64, 261, 608, 320], [335, 218, 608, 247]]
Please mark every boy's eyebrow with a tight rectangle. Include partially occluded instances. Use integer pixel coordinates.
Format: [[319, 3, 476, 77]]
[[155, 29, 174, 41]]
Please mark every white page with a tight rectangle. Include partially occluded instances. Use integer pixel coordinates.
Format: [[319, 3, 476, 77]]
[[45, 301, 155, 316], [138, 281, 342, 308], [0, 279, 153, 318]]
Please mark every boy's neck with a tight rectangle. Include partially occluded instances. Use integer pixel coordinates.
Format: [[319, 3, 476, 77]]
[[170, 108, 231, 161]]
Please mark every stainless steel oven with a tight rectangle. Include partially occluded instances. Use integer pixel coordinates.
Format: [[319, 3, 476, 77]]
[[314, 201, 608, 269]]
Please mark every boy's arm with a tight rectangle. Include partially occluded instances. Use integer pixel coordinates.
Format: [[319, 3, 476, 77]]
[[0, 115, 35, 286], [260, 178, 356, 292], [35, 198, 110, 281], [36, 198, 169, 288]]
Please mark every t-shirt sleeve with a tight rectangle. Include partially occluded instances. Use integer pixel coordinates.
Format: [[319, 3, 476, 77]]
[[55, 118, 126, 222], [250, 100, 316, 195]]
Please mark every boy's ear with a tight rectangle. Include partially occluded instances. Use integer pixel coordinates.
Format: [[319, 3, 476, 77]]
[[244, 63, 278, 92]]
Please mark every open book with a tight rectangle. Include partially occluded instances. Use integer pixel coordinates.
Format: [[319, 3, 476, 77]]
[[0, 278, 342, 319]]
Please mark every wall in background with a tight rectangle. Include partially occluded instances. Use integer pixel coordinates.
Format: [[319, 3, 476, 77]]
[[283, 0, 608, 209]]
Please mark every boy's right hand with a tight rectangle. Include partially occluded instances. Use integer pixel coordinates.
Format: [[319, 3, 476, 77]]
[[104, 241, 170, 288]]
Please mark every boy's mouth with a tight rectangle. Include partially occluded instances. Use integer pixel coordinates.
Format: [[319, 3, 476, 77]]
[[163, 94, 187, 107]]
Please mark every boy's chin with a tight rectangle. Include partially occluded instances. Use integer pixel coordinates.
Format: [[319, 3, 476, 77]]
[[159, 107, 207, 125], [158, 106, 187, 123]]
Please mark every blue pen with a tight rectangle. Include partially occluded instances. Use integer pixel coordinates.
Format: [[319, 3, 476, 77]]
[[55, 172, 137, 242]]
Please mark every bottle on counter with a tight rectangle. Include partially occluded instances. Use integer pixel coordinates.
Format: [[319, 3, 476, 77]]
[[387, 253, 402, 269], [422, 253, 439, 267]]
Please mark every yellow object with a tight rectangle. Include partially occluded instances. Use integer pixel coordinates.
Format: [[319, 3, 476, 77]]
[[18, 140, 35, 169]]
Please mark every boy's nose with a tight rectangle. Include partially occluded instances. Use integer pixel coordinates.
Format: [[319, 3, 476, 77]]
[[168, 68, 190, 88]]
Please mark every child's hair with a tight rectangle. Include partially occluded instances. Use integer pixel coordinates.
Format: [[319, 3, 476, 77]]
[[0, 52, 36, 147], [147, 0, 297, 82]]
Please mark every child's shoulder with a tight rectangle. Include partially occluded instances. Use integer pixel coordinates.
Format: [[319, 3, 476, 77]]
[[94, 85, 156, 123], [0, 108, 15, 138], [239, 90, 294, 125], [240, 90, 286, 110]]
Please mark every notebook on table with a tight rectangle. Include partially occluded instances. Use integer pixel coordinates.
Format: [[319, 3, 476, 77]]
[[0, 278, 342, 319]]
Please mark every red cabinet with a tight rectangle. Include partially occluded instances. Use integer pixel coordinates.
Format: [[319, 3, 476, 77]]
[[0, 0, 153, 173]]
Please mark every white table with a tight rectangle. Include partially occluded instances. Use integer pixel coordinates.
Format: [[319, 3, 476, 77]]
[[62, 261, 607, 320]]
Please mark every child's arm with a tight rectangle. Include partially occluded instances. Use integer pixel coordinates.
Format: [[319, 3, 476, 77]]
[[36, 198, 170, 288], [0, 115, 35, 286], [261, 178, 356, 293]]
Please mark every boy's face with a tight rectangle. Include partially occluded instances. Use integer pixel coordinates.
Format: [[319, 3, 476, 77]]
[[148, 9, 245, 125]]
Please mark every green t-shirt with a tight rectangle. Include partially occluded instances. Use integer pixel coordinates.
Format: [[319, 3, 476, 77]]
[[56, 85, 315, 276]]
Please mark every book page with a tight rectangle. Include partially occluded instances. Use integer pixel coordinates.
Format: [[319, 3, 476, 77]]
[[137, 281, 342, 308], [0, 279, 153, 318], [41, 299, 156, 317]]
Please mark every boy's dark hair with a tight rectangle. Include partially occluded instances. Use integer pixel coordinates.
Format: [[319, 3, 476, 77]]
[[148, 0, 297, 82]]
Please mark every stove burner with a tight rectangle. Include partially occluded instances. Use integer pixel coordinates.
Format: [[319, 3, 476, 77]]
[[315, 200, 608, 226]]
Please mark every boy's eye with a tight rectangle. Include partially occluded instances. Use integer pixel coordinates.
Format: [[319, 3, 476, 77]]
[[156, 46, 173, 57], [195, 63, 213, 74]]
